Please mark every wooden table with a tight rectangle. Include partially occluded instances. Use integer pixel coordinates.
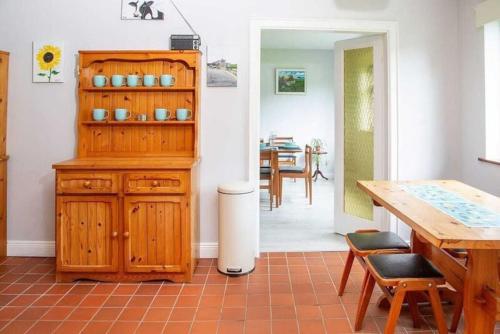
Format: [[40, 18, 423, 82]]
[[358, 180, 500, 334]]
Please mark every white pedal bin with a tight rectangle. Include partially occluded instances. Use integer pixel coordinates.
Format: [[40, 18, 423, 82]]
[[217, 181, 255, 276]]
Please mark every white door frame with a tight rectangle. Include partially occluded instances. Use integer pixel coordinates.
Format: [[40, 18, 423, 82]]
[[248, 18, 399, 253]]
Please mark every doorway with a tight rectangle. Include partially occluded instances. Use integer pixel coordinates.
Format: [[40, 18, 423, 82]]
[[249, 19, 399, 254]]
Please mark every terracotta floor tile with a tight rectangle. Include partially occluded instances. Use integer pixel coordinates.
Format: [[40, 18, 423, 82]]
[[324, 318, 353, 333], [157, 285, 182, 295], [271, 293, 294, 306], [80, 321, 113, 334], [17, 307, 49, 320], [223, 294, 246, 307], [169, 307, 196, 322], [204, 284, 226, 295], [0, 320, 33, 334], [56, 294, 84, 306], [108, 321, 140, 334], [2, 283, 31, 294], [143, 307, 171, 321], [118, 307, 147, 321], [296, 305, 322, 320], [93, 307, 123, 321], [26, 320, 60, 334], [69, 284, 95, 295], [180, 285, 203, 296], [298, 319, 325, 334], [41, 306, 74, 320], [136, 321, 167, 334], [0, 295, 16, 306], [113, 284, 139, 295], [90, 284, 117, 295], [247, 294, 270, 307], [218, 320, 244, 334], [246, 306, 271, 320], [53, 320, 88, 334], [23, 283, 53, 295], [68, 307, 99, 320], [8, 294, 39, 306], [272, 306, 296, 319], [272, 319, 299, 334], [135, 284, 160, 295], [191, 321, 218, 334], [176, 295, 200, 307], [80, 294, 106, 307], [104, 295, 131, 307], [163, 321, 191, 334], [199, 295, 224, 307], [128, 295, 154, 307], [221, 307, 245, 321], [151, 295, 177, 307], [321, 305, 347, 319], [246, 320, 271, 334], [32, 295, 63, 307], [195, 307, 221, 321]]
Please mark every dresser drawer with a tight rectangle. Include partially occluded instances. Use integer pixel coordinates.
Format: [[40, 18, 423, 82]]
[[124, 172, 187, 194], [57, 173, 118, 194]]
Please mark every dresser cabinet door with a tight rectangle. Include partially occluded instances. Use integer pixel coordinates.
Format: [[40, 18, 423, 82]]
[[57, 196, 119, 272], [124, 196, 187, 273]]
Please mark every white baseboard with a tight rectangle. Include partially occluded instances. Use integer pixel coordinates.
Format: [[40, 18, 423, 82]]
[[199, 242, 218, 258], [7, 240, 55, 257], [7, 240, 219, 259]]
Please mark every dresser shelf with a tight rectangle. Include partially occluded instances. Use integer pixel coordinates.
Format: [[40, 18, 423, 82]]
[[82, 120, 195, 126], [83, 86, 195, 92]]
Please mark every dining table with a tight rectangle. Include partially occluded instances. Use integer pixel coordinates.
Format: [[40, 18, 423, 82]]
[[357, 179, 500, 334]]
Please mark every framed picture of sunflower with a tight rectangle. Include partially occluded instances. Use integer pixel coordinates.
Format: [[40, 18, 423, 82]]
[[33, 42, 64, 83]]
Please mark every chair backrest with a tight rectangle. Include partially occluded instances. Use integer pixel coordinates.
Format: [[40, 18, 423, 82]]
[[271, 136, 294, 146], [260, 149, 279, 171], [304, 145, 312, 175]]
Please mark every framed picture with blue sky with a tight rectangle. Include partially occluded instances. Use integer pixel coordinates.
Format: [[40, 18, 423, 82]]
[[275, 68, 306, 94]]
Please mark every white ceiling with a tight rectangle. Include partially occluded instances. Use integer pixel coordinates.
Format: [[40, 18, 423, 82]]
[[261, 30, 367, 50]]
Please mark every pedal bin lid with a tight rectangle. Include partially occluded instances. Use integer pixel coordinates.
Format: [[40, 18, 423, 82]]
[[217, 181, 254, 195]]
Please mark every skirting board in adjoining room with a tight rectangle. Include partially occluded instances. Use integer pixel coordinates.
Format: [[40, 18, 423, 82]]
[[7, 240, 220, 259]]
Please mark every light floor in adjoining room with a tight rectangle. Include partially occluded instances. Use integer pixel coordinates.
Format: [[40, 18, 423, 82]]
[[260, 179, 346, 252]]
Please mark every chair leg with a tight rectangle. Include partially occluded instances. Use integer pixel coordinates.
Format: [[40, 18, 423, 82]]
[[406, 292, 421, 328], [269, 179, 273, 211], [308, 175, 312, 205], [338, 250, 355, 296], [384, 288, 406, 334], [279, 175, 283, 206], [449, 293, 463, 333], [428, 287, 448, 334], [305, 177, 308, 198], [354, 270, 375, 331]]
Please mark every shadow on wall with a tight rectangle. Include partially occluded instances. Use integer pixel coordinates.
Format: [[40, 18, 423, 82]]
[[334, 0, 389, 10]]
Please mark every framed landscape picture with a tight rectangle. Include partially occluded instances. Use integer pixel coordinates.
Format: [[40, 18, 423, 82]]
[[275, 68, 306, 94]]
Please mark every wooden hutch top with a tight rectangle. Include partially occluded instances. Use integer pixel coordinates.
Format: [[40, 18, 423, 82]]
[[53, 50, 201, 170]]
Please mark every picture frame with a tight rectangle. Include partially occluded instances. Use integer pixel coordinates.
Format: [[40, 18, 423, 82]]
[[275, 68, 306, 95], [33, 41, 64, 83], [207, 46, 238, 87], [121, 0, 166, 20]]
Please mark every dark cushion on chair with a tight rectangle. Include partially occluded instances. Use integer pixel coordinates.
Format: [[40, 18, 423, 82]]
[[367, 253, 443, 279], [260, 167, 271, 175], [279, 166, 304, 173], [346, 232, 409, 251]]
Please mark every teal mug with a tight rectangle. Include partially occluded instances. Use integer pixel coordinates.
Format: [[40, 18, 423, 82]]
[[143, 74, 158, 87], [92, 108, 108, 121], [154, 108, 171, 121], [93, 75, 108, 87], [114, 108, 131, 121], [111, 75, 126, 87], [160, 74, 175, 87], [176, 108, 192, 121], [127, 75, 141, 87]]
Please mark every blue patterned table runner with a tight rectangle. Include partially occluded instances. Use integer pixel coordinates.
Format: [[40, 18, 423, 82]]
[[401, 184, 500, 228]]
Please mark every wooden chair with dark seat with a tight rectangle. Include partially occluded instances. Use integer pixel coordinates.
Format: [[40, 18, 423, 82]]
[[272, 136, 297, 167], [338, 230, 411, 296], [355, 253, 449, 334], [278, 145, 312, 205], [260, 149, 279, 210]]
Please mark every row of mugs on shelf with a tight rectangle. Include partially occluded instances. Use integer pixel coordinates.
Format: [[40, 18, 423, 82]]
[[92, 74, 175, 88], [92, 108, 192, 121]]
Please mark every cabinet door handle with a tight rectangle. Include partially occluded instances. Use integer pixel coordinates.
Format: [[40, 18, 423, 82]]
[[83, 181, 92, 188], [123, 231, 130, 238], [111, 231, 118, 238], [151, 180, 160, 187]]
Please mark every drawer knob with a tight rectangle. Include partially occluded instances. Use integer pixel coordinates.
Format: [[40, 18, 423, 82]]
[[83, 181, 92, 188], [123, 231, 130, 238], [151, 181, 160, 187], [111, 231, 118, 238]]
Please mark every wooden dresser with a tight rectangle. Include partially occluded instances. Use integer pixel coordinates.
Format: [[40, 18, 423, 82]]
[[53, 51, 200, 282], [0, 51, 9, 258]]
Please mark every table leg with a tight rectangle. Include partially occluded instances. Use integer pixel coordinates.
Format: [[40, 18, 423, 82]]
[[463, 249, 497, 334], [312, 161, 328, 182]]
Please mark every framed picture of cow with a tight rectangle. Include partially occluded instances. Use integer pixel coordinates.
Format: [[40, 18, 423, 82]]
[[121, 0, 166, 20], [275, 68, 306, 95]]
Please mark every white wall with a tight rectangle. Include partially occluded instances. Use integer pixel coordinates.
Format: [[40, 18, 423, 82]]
[[260, 49, 335, 176], [459, 0, 500, 196], [0, 0, 462, 254]]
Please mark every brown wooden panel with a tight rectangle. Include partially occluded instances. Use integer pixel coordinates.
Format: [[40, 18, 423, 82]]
[[124, 172, 187, 194], [123, 196, 186, 273], [57, 196, 118, 272], [57, 173, 118, 194]]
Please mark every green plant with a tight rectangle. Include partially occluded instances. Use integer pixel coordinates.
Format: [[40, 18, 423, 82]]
[[310, 138, 327, 166]]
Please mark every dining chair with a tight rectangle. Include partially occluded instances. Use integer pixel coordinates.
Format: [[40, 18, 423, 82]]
[[260, 149, 279, 210], [278, 145, 312, 205], [272, 136, 297, 167]]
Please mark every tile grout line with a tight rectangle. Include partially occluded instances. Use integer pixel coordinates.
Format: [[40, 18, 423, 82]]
[[78, 282, 120, 333]]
